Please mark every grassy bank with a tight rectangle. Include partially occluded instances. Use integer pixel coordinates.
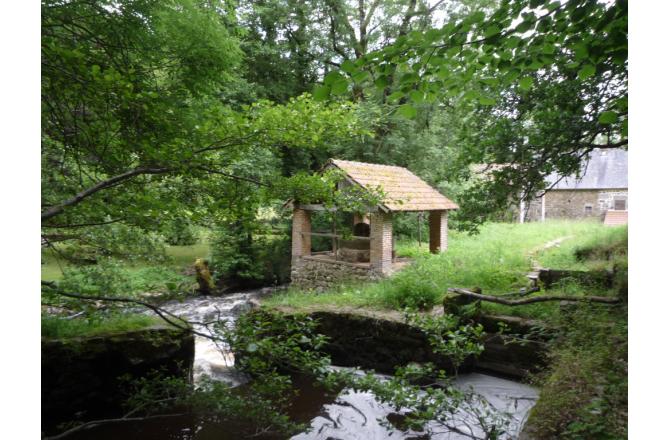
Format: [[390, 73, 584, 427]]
[[264, 220, 625, 316], [525, 302, 627, 439], [41, 242, 210, 298], [41, 314, 164, 339]]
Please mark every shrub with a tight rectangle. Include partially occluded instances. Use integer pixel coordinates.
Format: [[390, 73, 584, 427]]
[[210, 221, 291, 288], [58, 259, 190, 297], [381, 264, 441, 310], [161, 217, 198, 246], [59, 259, 132, 296]]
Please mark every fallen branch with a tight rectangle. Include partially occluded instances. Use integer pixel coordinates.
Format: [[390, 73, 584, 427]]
[[42, 412, 186, 440], [447, 288, 620, 305], [496, 286, 540, 297]]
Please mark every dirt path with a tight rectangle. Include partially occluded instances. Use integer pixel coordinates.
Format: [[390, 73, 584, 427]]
[[525, 236, 573, 287]]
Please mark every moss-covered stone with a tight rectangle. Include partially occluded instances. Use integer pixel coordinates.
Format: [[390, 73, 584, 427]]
[[41, 325, 194, 433]]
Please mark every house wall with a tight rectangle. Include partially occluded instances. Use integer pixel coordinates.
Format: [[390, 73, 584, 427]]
[[523, 188, 628, 221]]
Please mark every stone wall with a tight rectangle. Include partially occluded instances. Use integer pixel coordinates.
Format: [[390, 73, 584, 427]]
[[291, 256, 381, 290], [276, 310, 548, 378], [524, 188, 628, 222], [42, 325, 194, 433]]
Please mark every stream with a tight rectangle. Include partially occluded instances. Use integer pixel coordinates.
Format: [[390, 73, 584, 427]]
[[75, 291, 539, 440]]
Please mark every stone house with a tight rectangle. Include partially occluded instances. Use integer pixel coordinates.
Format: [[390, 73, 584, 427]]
[[521, 149, 628, 223], [289, 159, 458, 290]]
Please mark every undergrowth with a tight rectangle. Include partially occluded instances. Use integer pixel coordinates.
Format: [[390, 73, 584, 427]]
[[527, 304, 628, 439]]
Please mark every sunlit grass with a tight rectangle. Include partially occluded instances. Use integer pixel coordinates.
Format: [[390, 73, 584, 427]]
[[41, 314, 164, 339], [264, 220, 625, 315], [537, 224, 627, 270], [41, 240, 211, 282]]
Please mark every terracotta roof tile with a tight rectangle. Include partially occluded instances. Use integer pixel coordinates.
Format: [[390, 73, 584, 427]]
[[329, 159, 458, 212]]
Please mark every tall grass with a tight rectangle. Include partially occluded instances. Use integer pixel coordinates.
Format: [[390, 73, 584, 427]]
[[537, 225, 627, 270], [264, 221, 623, 313]]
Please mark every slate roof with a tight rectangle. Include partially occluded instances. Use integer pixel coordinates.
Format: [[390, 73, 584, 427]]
[[327, 159, 459, 212], [546, 149, 628, 190]]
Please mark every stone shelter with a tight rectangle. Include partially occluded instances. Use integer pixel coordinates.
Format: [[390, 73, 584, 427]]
[[520, 148, 628, 224], [290, 159, 458, 290]]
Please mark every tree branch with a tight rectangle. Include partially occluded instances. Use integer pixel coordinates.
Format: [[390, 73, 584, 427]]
[[43, 412, 186, 440], [41, 167, 171, 221], [447, 287, 620, 305]]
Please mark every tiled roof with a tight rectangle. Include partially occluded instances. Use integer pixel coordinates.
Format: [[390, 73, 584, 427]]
[[328, 159, 459, 212], [547, 149, 628, 190]]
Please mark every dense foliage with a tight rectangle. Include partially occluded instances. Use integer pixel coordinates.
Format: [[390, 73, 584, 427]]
[[41, 2, 627, 437], [42, 0, 627, 281]]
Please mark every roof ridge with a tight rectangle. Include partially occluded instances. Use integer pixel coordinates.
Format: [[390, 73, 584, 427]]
[[330, 158, 408, 170]]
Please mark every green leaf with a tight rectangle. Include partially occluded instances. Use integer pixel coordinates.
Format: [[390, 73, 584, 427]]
[[462, 89, 479, 101], [247, 343, 258, 353], [330, 79, 348, 95], [409, 90, 424, 104], [351, 70, 369, 83], [397, 104, 417, 119], [478, 96, 496, 106], [577, 64, 596, 80], [481, 77, 500, 86], [518, 77, 534, 91], [387, 91, 404, 102], [573, 44, 589, 60], [469, 11, 486, 24], [542, 43, 556, 55], [374, 75, 389, 89], [341, 59, 356, 73], [515, 21, 534, 33], [313, 85, 331, 101], [484, 24, 501, 38], [324, 71, 345, 86], [505, 36, 522, 49], [598, 111, 618, 124]]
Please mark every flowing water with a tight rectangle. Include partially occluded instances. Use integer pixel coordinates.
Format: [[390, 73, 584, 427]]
[[74, 291, 538, 440]]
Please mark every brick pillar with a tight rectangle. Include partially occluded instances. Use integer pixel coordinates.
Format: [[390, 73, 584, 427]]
[[370, 212, 393, 275], [292, 208, 311, 259], [429, 210, 448, 254]]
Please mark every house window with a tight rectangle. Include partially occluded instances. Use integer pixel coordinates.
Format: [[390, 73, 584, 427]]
[[614, 198, 627, 211], [584, 205, 593, 215]]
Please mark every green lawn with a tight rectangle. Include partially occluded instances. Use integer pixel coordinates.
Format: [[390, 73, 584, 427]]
[[41, 241, 211, 282], [264, 220, 627, 318]]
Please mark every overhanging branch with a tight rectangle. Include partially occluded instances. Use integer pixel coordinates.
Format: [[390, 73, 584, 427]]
[[41, 167, 171, 221]]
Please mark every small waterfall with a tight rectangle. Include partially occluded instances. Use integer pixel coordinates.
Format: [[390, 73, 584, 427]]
[[137, 289, 539, 439], [147, 288, 274, 385]]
